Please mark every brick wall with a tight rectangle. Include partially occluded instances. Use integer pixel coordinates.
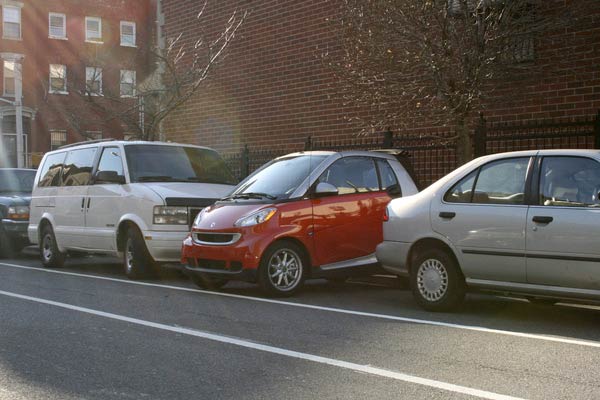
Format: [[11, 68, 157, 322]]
[[161, 0, 600, 161]]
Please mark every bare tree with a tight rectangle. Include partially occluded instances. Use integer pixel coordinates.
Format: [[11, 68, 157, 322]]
[[65, 1, 247, 142], [330, 0, 586, 164]]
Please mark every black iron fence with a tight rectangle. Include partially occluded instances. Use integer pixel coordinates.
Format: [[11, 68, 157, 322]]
[[224, 111, 600, 187]]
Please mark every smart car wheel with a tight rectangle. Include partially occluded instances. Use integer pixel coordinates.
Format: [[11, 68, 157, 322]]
[[40, 224, 66, 268], [258, 241, 305, 297], [123, 227, 156, 280], [188, 273, 229, 290], [410, 248, 465, 311]]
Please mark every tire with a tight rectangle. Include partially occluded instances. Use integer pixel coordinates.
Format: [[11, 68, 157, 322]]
[[40, 224, 66, 268], [258, 241, 306, 297], [188, 273, 228, 290], [410, 248, 465, 312], [0, 226, 14, 259], [123, 227, 156, 280]]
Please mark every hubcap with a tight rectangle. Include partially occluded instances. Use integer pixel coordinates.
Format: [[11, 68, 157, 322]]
[[125, 239, 134, 273], [417, 258, 448, 302], [42, 234, 53, 262], [268, 248, 302, 291]]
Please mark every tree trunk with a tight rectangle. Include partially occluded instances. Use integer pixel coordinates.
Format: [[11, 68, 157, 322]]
[[455, 119, 474, 166]]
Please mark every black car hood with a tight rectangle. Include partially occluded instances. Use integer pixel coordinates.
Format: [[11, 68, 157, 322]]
[[0, 192, 32, 206]]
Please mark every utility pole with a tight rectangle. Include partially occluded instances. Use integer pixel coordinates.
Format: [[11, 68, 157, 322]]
[[15, 59, 24, 168]]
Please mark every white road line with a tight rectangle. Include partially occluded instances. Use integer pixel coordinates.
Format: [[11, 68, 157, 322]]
[[2, 261, 600, 349], [0, 288, 526, 400]]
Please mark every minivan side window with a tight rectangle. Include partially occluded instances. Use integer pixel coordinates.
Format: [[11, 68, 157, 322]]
[[318, 157, 379, 195], [539, 156, 600, 207], [38, 152, 66, 187], [61, 147, 97, 186], [96, 147, 124, 178]]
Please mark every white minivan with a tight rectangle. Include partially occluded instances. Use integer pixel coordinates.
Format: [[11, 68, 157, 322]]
[[28, 140, 237, 278]]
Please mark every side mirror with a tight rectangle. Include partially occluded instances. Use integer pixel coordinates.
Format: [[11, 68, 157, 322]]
[[314, 182, 338, 197], [95, 170, 126, 185]]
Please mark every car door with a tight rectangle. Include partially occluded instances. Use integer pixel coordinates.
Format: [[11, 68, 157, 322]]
[[431, 157, 532, 283], [311, 156, 388, 267], [53, 147, 97, 249], [83, 146, 127, 251], [526, 155, 600, 290]]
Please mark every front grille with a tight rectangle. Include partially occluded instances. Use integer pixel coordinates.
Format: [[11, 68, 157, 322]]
[[192, 232, 241, 245]]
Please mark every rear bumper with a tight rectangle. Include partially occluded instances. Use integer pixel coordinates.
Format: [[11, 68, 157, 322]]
[[2, 220, 30, 242], [376, 240, 411, 276]]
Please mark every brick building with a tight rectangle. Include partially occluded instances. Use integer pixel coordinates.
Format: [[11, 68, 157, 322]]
[[0, 0, 156, 167], [160, 0, 600, 171]]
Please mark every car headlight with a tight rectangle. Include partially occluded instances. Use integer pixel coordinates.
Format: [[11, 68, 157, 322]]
[[234, 208, 277, 227], [153, 206, 188, 225], [7, 206, 30, 220]]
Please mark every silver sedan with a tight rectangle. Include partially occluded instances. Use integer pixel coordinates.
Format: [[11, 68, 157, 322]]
[[376, 149, 600, 311]]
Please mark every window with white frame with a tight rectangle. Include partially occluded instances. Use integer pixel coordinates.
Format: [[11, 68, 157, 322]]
[[120, 70, 136, 97], [49, 64, 67, 93], [120, 21, 136, 47], [49, 13, 66, 39], [85, 67, 102, 95], [85, 131, 102, 141], [50, 130, 67, 150], [3, 60, 15, 97], [2, 6, 21, 40], [85, 17, 102, 42]]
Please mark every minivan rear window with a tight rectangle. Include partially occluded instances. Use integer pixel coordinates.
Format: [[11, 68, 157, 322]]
[[124, 144, 237, 185]]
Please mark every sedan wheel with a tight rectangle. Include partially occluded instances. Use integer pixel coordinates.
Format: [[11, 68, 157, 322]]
[[259, 242, 305, 296], [410, 248, 465, 311]]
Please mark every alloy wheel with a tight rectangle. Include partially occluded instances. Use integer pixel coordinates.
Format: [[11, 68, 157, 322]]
[[268, 248, 302, 291]]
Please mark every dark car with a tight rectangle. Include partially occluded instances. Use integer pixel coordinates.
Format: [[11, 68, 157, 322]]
[[0, 168, 36, 258]]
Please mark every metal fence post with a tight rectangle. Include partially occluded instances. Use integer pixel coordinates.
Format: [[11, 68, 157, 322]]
[[305, 135, 312, 151], [241, 144, 249, 178], [595, 110, 600, 149], [474, 113, 487, 158], [383, 129, 393, 148]]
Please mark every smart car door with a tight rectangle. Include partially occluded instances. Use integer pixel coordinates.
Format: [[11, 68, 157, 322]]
[[311, 156, 386, 267], [432, 157, 532, 283], [526, 155, 600, 290]]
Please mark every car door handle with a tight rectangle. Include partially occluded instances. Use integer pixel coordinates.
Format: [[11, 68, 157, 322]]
[[81, 197, 86, 210], [439, 212, 456, 219], [532, 216, 553, 224], [87, 197, 91, 209]]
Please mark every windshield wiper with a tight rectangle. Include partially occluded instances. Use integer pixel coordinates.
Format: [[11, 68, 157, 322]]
[[138, 175, 178, 182], [185, 177, 235, 185], [222, 192, 277, 201]]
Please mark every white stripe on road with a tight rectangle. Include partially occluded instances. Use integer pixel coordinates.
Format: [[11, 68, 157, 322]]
[[2, 261, 600, 349], [0, 288, 525, 400]]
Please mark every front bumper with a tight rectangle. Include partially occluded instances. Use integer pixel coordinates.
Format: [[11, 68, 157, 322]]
[[375, 240, 411, 276], [143, 229, 190, 263], [2, 219, 30, 242]]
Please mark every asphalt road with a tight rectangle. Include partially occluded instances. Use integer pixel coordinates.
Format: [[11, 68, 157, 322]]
[[1, 250, 600, 400]]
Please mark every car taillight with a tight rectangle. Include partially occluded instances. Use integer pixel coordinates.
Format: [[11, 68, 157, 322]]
[[383, 208, 389, 222]]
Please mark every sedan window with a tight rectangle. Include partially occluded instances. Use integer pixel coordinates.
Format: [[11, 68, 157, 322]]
[[472, 158, 529, 204], [539, 156, 600, 207]]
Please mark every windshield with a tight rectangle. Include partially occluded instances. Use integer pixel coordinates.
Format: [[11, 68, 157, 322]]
[[232, 154, 328, 200], [124, 144, 237, 185], [0, 170, 36, 193]]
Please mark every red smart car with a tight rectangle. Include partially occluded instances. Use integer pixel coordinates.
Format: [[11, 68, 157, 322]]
[[181, 150, 418, 296]]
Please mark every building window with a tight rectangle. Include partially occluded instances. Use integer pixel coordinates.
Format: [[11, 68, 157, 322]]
[[49, 64, 67, 94], [120, 21, 136, 47], [85, 67, 102, 95], [120, 70, 136, 97], [49, 13, 66, 39], [85, 131, 102, 141], [2, 6, 21, 40], [50, 130, 67, 150], [85, 17, 102, 42], [3, 60, 15, 97]]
